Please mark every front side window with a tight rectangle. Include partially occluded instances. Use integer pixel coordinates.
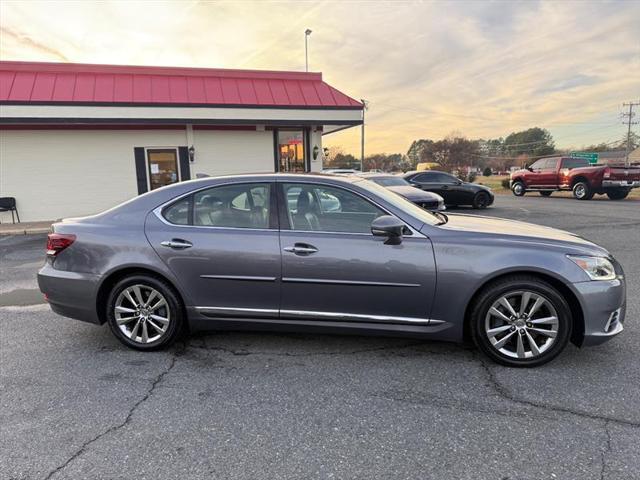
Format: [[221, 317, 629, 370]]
[[283, 183, 385, 233], [529, 159, 546, 171], [162, 183, 271, 229], [147, 149, 179, 190]]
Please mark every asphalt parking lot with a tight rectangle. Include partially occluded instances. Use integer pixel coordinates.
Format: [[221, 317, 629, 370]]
[[1, 194, 639, 480]]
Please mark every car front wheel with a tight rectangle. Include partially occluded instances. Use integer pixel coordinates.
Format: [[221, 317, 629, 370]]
[[106, 274, 184, 350], [511, 181, 526, 197], [470, 275, 572, 367]]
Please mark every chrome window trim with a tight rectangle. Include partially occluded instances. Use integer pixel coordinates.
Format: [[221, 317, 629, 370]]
[[152, 178, 426, 237], [153, 180, 277, 231]]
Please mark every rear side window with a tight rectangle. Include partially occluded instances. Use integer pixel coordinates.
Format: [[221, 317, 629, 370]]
[[561, 158, 590, 169], [161, 183, 272, 229], [162, 197, 190, 225]]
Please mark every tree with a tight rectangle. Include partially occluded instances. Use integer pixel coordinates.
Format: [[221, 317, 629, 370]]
[[503, 127, 555, 156], [483, 167, 492, 176], [324, 146, 360, 170]]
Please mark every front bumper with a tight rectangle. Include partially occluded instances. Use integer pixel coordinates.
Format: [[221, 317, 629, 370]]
[[602, 180, 640, 188], [38, 263, 102, 324], [573, 277, 626, 347]]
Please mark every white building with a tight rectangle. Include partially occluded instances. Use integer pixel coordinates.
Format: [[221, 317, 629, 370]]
[[0, 61, 363, 222]]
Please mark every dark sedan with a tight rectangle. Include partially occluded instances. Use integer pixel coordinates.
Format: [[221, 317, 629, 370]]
[[358, 173, 445, 211], [404, 170, 494, 209], [38, 173, 626, 367]]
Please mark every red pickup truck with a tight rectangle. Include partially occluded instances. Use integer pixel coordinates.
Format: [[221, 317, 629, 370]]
[[510, 156, 640, 200]]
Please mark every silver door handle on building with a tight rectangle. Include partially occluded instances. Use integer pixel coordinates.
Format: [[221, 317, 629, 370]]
[[160, 239, 193, 249]]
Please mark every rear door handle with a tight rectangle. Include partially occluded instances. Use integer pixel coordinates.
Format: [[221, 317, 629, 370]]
[[283, 243, 318, 255], [160, 239, 193, 249]]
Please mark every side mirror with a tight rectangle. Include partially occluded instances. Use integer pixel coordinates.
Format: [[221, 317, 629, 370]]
[[371, 215, 404, 244], [526, 165, 534, 172]]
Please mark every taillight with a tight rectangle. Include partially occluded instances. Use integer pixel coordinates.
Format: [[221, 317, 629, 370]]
[[46, 233, 76, 256], [603, 167, 611, 179]]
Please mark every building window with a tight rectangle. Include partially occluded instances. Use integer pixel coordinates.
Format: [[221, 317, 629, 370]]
[[147, 149, 179, 190], [277, 130, 307, 173]]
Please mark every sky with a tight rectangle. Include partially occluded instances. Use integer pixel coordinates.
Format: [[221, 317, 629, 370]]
[[1, 0, 639, 156]]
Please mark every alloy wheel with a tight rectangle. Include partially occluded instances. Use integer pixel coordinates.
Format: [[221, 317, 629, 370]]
[[114, 284, 171, 344], [484, 290, 559, 359], [574, 184, 586, 199], [512, 183, 524, 196]]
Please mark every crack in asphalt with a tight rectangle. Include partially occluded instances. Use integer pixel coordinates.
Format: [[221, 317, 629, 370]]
[[477, 356, 640, 428], [43, 344, 185, 480], [600, 420, 612, 480]]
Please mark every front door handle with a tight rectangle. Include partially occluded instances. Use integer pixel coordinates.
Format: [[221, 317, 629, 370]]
[[283, 243, 318, 255], [160, 239, 193, 249]]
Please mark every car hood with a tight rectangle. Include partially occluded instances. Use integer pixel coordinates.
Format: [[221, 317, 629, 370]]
[[438, 214, 607, 254], [387, 185, 443, 201]]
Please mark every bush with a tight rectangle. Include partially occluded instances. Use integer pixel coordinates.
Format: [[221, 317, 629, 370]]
[[501, 179, 511, 189], [468, 172, 478, 183], [483, 167, 492, 177]]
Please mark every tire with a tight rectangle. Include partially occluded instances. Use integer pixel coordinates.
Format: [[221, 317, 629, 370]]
[[106, 274, 185, 350], [606, 188, 630, 200], [572, 181, 593, 200], [511, 181, 526, 197], [539, 191, 553, 197], [473, 191, 490, 209], [469, 275, 572, 367]]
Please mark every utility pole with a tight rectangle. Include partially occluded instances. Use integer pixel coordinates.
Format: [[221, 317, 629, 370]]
[[304, 29, 312, 72], [622, 101, 639, 167], [360, 99, 369, 171]]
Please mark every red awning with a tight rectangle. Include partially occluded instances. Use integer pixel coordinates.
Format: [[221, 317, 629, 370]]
[[0, 61, 362, 109]]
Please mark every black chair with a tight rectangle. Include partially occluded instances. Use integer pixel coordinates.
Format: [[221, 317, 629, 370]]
[[0, 197, 20, 223]]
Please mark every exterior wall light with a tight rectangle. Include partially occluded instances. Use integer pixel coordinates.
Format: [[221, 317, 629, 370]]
[[313, 145, 319, 160], [188, 145, 195, 162]]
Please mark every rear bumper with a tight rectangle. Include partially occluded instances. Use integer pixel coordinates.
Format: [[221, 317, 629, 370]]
[[573, 278, 626, 347], [602, 180, 640, 188], [38, 263, 102, 324]]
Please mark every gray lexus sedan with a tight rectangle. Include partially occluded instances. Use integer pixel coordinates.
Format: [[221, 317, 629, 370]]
[[38, 173, 626, 367]]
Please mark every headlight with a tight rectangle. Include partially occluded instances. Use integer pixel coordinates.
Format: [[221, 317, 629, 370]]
[[567, 255, 616, 281]]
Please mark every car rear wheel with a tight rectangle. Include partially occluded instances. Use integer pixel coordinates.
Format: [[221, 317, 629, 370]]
[[473, 191, 490, 209], [606, 188, 630, 200], [573, 181, 593, 200], [511, 181, 526, 197], [539, 191, 553, 197], [106, 274, 184, 350], [470, 275, 572, 367]]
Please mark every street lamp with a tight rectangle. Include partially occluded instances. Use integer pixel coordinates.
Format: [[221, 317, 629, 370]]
[[305, 29, 312, 72]]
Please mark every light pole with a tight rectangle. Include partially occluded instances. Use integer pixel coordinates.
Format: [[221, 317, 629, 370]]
[[360, 99, 368, 171], [305, 29, 312, 72]]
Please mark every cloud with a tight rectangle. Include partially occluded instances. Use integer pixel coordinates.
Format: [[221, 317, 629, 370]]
[[1, 0, 638, 153]]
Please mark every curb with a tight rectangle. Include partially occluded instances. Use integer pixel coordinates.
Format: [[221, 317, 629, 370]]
[[0, 227, 51, 236]]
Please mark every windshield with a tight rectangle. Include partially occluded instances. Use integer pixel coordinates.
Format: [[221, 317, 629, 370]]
[[371, 176, 410, 187], [357, 179, 440, 226]]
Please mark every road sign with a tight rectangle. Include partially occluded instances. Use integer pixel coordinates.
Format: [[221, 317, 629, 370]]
[[570, 152, 599, 164]]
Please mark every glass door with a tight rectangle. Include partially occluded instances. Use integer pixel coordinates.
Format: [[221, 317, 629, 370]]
[[277, 130, 307, 172], [147, 149, 179, 190]]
